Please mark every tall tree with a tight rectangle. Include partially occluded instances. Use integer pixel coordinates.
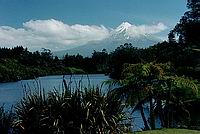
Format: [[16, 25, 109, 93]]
[[107, 63, 199, 129], [170, 0, 200, 45]]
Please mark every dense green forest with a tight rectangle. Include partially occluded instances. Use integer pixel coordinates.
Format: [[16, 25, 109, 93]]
[[0, 0, 199, 82], [0, 40, 199, 82], [0, 1, 199, 82], [0, 0, 200, 133], [0, 47, 87, 82]]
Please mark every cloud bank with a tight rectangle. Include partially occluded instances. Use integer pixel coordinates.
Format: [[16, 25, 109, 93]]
[[0, 19, 167, 51], [115, 22, 167, 38], [127, 23, 167, 37]]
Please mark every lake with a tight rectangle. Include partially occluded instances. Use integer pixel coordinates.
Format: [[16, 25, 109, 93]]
[[0, 74, 110, 109], [0, 74, 149, 131]]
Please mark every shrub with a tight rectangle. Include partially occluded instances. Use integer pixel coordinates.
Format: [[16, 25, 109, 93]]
[[0, 106, 14, 134], [14, 79, 126, 134]]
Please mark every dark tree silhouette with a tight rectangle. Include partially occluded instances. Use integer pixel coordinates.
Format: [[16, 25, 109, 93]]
[[169, 0, 200, 45]]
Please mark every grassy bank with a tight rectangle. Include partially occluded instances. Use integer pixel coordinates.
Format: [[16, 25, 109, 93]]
[[0, 59, 85, 82], [135, 129, 200, 134]]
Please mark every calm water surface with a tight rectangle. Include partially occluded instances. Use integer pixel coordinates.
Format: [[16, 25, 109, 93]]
[[0, 74, 152, 130], [0, 74, 110, 109]]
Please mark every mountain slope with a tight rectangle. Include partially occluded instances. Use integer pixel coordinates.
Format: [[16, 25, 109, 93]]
[[54, 22, 162, 57]]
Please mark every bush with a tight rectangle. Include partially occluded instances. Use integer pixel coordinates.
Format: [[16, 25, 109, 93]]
[[13, 80, 126, 134], [0, 106, 14, 134]]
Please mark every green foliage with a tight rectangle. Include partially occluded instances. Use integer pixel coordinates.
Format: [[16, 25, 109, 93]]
[[109, 43, 141, 79], [0, 1, 200, 132], [0, 46, 110, 82], [13, 80, 126, 134], [167, 76, 198, 97], [170, 0, 200, 45], [135, 128, 200, 134], [0, 106, 14, 133], [107, 62, 200, 130], [91, 49, 110, 73], [0, 58, 86, 82], [167, 0, 200, 72], [65, 67, 85, 74]]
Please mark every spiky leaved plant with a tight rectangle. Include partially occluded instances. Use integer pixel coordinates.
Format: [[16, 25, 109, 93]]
[[14, 77, 127, 134], [14, 89, 51, 134], [0, 106, 14, 134], [47, 81, 126, 134]]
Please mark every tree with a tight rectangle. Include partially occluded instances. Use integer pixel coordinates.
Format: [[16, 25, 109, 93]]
[[107, 63, 169, 130], [109, 43, 141, 79], [107, 63, 199, 129], [169, 0, 200, 45], [91, 49, 109, 73], [167, 0, 200, 79]]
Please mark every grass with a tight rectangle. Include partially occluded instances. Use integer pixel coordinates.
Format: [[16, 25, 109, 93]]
[[135, 129, 200, 134]]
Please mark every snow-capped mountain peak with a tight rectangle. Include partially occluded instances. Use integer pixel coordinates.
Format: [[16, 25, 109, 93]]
[[113, 22, 151, 39], [54, 21, 162, 57], [115, 22, 132, 33], [112, 22, 133, 39]]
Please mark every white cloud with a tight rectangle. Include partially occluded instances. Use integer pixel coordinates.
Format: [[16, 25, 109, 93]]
[[0, 19, 167, 51], [115, 22, 168, 38], [0, 19, 110, 51]]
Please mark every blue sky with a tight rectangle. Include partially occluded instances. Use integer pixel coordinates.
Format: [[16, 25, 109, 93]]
[[0, 0, 187, 51], [0, 0, 187, 27]]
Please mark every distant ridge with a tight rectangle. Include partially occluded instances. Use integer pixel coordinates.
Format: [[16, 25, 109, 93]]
[[53, 22, 161, 57]]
